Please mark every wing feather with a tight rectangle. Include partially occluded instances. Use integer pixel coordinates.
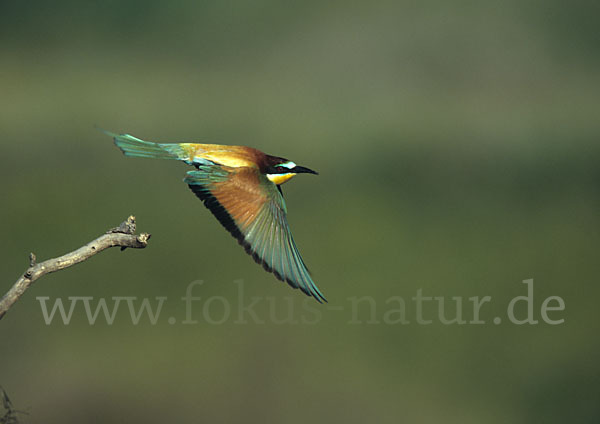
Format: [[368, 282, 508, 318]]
[[185, 166, 326, 302]]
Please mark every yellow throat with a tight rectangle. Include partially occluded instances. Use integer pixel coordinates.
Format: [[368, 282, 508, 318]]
[[267, 173, 296, 185]]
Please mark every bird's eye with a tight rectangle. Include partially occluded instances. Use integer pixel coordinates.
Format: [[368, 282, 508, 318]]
[[269, 166, 284, 173], [266, 166, 282, 174]]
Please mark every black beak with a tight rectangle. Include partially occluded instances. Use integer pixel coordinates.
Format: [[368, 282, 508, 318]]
[[293, 165, 318, 175]]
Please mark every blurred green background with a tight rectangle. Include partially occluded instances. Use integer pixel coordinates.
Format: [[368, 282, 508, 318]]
[[1, 1, 599, 422]]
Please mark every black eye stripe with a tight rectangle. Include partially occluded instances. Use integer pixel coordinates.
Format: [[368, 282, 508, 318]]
[[267, 165, 293, 174]]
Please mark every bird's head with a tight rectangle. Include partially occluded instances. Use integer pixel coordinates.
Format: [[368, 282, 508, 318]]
[[264, 156, 318, 185]]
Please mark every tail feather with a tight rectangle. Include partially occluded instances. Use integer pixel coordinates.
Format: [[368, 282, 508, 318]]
[[103, 130, 184, 160]]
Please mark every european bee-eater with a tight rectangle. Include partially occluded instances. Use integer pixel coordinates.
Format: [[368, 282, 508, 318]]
[[107, 131, 326, 303]]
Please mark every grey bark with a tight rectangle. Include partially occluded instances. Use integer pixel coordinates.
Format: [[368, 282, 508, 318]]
[[0, 216, 151, 320]]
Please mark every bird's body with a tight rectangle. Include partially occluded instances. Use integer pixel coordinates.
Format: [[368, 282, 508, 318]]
[[107, 131, 326, 302]]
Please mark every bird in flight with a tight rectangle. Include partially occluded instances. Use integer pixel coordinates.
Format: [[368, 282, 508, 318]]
[[106, 131, 326, 303]]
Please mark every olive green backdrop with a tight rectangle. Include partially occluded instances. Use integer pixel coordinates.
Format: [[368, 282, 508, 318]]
[[1, 1, 599, 423]]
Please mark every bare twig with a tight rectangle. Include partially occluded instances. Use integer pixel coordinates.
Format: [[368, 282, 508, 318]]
[[0, 216, 151, 320], [1, 386, 27, 424]]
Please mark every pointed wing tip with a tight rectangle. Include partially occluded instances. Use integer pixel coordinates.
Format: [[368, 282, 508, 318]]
[[277, 272, 327, 303], [313, 292, 327, 303], [302, 286, 327, 303], [271, 266, 326, 302], [311, 287, 327, 303], [292, 281, 328, 304]]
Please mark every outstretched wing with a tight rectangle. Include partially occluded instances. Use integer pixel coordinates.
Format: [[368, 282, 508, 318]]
[[184, 165, 326, 302]]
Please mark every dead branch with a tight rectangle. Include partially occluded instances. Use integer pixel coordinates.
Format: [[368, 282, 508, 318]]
[[0, 216, 151, 320]]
